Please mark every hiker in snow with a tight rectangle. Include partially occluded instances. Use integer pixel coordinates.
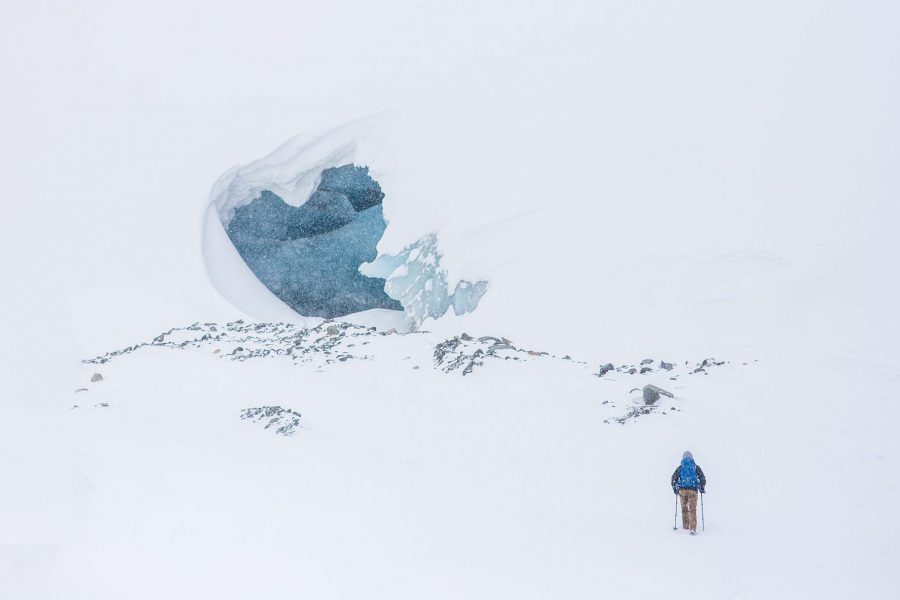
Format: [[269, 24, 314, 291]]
[[671, 451, 706, 533]]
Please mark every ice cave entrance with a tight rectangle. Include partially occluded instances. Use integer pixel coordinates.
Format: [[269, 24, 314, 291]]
[[226, 164, 402, 319]]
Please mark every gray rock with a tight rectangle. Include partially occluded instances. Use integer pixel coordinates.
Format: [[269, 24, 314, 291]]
[[326, 325, 340, 336], [642, 384, 674, 405], [641, 358, 654, 365], [462, 349, 485, 375], [90, 373, 103, 383], [640, 366, 653, 374], [700, 357, 725, 368], [596, 363, 615, 377], [660, 361, 674, 371], [241, 406, 302, 436]]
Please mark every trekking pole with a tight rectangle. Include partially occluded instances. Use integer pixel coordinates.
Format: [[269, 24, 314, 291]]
[[673, 494, 678, 530], [700, 492, 705, 531]]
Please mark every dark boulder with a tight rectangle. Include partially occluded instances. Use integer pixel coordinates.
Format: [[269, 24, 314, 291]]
[[643, 384, 674, 405], [596, 363, 615, 377]]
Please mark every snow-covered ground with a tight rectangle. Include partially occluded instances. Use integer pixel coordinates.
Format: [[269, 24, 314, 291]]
[[2, 1, 899, 598], [4, 320, 896, 598]]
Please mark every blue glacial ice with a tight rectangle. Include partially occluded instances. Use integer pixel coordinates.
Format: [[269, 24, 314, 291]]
[[207, 121, 491, 326], [226, 165, 402, 318], [361, 234, 489, 325]]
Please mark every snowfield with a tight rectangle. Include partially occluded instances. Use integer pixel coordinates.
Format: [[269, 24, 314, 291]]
[[5, 321, 896, 598], [2, 0, 899, 598]]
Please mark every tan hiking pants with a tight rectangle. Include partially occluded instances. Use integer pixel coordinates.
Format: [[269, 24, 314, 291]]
[[679, 489, 699, 531]]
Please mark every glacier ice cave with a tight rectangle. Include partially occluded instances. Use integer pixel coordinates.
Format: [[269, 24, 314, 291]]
[[203, 121, 489, 326], [226, 165, 402, 318]]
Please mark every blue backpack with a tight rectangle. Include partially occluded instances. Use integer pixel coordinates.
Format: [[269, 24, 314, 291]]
[[678, 458, 700, 489]]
